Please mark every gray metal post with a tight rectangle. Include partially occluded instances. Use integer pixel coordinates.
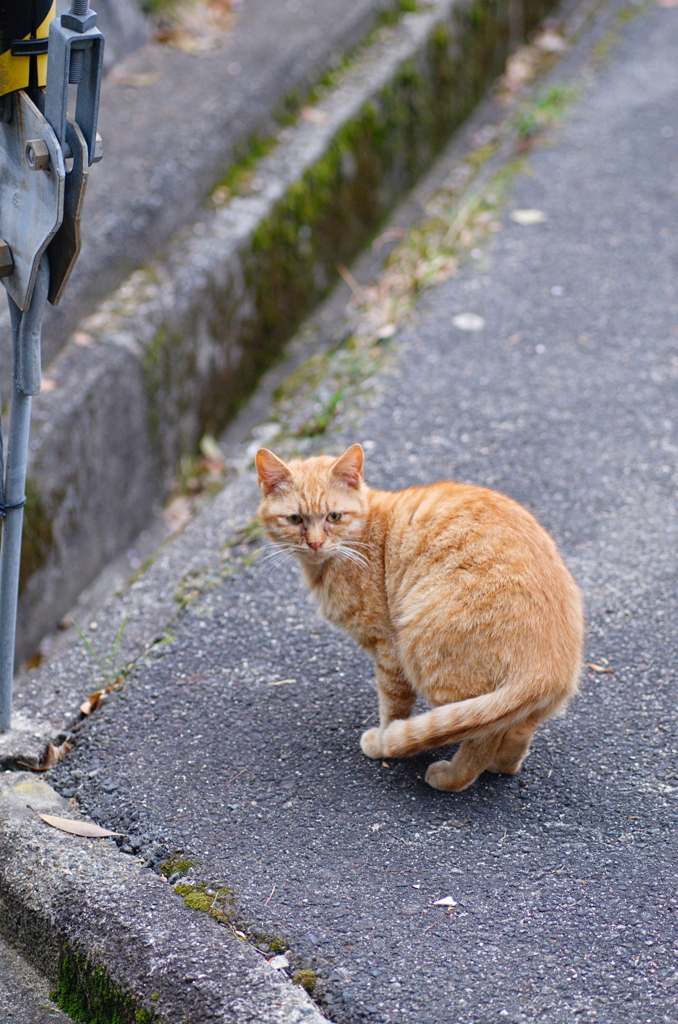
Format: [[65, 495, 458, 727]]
[[0, 255, 49, 730], [0, 0, 103, 731]]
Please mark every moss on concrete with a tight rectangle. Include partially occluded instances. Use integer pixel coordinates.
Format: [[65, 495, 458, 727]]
[[174, 881, 237, 927], [18, 478, 56, 596], [53, 949, 162, 1024], [293, 968, 317, 994], [159, 853, 196, 878]]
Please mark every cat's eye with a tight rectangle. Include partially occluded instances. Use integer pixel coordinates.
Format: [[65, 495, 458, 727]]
[[326, 512, 342, 523], [286, 513, 303, 524]]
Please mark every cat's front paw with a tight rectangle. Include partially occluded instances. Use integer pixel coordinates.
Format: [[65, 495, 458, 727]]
[[360, 727, 384, 760]]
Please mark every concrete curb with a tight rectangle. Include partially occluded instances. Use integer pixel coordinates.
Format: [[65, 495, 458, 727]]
[[17, 0, 554, 660], [0, 772, 329, 1023]]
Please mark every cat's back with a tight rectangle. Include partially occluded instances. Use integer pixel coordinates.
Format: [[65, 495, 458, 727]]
[[368, 480, 582, 692], [369, 479, 579, 612]]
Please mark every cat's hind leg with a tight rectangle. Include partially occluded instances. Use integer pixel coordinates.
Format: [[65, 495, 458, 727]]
[[425, 732, 504, 792], [486, 718, 538, 775]]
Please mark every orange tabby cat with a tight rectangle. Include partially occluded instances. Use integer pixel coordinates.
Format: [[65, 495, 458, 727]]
[[256, 444, 583, 791]]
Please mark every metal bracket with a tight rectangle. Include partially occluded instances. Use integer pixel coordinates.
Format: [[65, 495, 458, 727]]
[[44, 15, 104, 164], [0, 89, 65, 311], [47, 115, 89, 305]]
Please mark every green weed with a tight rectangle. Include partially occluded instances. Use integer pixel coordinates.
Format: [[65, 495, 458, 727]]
[[72, 613, 129, 689]]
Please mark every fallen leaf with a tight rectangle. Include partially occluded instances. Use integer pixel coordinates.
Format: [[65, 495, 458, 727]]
[[534, 29, 568, 54], [80, 678, 122, 716], [164, 495, 192, 533], [199, 434, 226, 468], [432, 896, 457, 907], [452, 312, 485, 332], [30, 809, 124, 838], [301, 106, 329, 124], [586, 663, 614, 674], [16, 741, 72, 773], [501, 46, 540, 93], [43, 741, 72, 769], [80, 691, 103, 715], [24, 650, 44, 671], [211, 185, 231, 207], [510, 208, 547, 225], [268, 955, 289, 970]]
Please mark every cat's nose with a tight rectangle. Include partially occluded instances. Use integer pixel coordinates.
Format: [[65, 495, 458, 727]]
[[307, 538, 323, 551]]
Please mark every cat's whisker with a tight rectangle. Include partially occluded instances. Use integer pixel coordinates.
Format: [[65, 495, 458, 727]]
[[255, 549, 291, 567], [342, 542, 370, 561], [344, 551, 371, 567], [262, 559, 296, 578], [335, 545, 370, 571], [251, 544, 298, 574], [257, 541, 296, 553], [251, 547, 292, 566], [262, 557, 298, 578]]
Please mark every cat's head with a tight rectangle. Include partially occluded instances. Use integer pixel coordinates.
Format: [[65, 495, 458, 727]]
[[256, 444, 369, 567]]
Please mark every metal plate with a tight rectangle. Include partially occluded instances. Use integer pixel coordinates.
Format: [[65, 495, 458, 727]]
[[0, 89, 65, 310], [47, 115, 89, 305]]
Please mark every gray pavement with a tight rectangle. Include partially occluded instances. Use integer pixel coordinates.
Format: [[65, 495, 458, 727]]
[[2, 0, 678, 1021]]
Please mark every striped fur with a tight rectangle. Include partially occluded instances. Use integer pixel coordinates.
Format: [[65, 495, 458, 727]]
[[256, 444, 583, 792]]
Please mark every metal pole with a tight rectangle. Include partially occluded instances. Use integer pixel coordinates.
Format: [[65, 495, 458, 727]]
[[0, 0, 103, 731], [0, 255, 49, 730]]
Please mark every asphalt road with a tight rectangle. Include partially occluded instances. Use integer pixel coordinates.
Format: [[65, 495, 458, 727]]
[[51, 3, 678, 1022]]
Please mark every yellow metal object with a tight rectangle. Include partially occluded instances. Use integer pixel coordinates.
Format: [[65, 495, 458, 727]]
[[0, 1, 55, 98]]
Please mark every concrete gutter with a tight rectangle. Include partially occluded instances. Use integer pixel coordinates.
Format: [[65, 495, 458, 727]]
[[0, 772, 329, 1023], [0, 0, 412, 378], [15, 0, 554, 660]]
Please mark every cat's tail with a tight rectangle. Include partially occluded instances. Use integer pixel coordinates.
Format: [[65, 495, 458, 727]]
[[379, 681, 570, 758]]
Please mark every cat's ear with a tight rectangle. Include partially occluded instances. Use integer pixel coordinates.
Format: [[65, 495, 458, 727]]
[[256, 449, 292, 495], [330, 443, 364, 489]]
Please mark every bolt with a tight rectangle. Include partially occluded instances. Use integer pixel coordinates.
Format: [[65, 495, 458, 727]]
[[0, 241, 13, 279], [25, 140, 50, 171], [68, 47, 85, 84]]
